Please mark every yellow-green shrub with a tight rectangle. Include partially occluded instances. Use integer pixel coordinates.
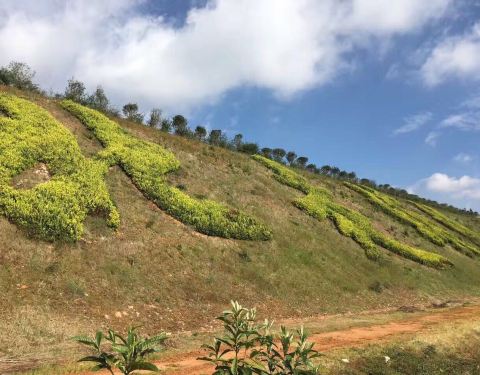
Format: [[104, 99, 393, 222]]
[[0, 93, 119, 241], [254, 155, 450, 268], [411, 201, 480, 246], [62, 100, 271, 240], [346, 182, 480, 257], [252, 154, 311, 194]]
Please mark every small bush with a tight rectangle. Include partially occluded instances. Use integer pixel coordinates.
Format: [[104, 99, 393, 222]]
[[62, 100, 272, 241], [74, 327, 168, 375], [199, 301, 321, 374]]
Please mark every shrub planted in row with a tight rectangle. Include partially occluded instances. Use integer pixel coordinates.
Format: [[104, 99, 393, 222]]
[[346, 183, 480, 257], [0, 93, 119, 241], [411, 201, 480, 246], [253, 155, 451, 268], [61, 100, 272, 240]]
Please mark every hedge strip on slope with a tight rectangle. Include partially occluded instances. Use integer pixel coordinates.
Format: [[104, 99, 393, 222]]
[[61, 100, 272, 241], [253, 155, 451, 268], [0, 93, 119, 241], [345, 183, 480, 257], [411, 201, 480, 246]]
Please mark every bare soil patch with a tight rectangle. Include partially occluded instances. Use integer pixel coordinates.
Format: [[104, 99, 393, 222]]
[[11, 163, 50, 189], [73, 304, 480, 375]]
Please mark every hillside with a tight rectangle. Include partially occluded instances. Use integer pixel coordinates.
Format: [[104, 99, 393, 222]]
[[1, 86, 480, 365]]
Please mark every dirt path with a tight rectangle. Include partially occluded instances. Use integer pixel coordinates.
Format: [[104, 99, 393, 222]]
[[75, 304, 480, 375]]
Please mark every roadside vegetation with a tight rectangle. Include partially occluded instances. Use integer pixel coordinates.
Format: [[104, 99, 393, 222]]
[[74, 327, 168, 374], [76, 302, 320, 375], [199, 301, 320, 374], [324, 318, 480, 374]]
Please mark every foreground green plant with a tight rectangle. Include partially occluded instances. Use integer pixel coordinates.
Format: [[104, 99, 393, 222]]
[[0, 93, 119, 241], [253, 155, 451, 268], [199, 301, 321, 374], [62, 100, 271, 241], [74, 327, 168, 375]]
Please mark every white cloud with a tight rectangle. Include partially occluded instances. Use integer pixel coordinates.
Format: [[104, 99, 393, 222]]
[[421, 22, 480, 86], [425, 131, 440, 146], [425, 173, 480, 195], [393, 111, 432, 135], [409, 173, 480, 211], [453, 152, 474, 163], [440, 111, 480, 131], [0, 0, 451, 111]]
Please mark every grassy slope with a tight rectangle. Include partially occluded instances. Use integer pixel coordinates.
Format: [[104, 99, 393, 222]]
[[1, 86, 480, 359]]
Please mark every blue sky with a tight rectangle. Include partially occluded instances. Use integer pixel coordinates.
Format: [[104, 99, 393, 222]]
[[1, 0, 480, 210]]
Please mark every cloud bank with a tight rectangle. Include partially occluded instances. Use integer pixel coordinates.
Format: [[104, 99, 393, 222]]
[[0, 0, 451, 111]]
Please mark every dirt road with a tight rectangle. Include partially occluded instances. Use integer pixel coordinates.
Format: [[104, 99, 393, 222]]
[[77, 303, 480, 375], [3, 304, 478, 375]]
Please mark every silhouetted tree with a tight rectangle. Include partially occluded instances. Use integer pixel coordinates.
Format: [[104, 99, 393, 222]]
[[232, 134, 243, 150], [239, 143, 259, 155], [86, 86, 109, 112], [160, 118, 172, 132], [330, 166, 340, 177], [320, 165, 331, 175], [65, 78, 87, 103], [296, 156, 308, 168], [347, 172, 357, 181], [122, 103, 144, 124], [147, 108, 162, 128], [286, 151, 297, 165], [172, 115, 190, 136], [0, 62, 39, 92], [194, 125, 207, 141], [272, 148, 286, 163], [208, 129, 228, 147], [261, 147, 273, 159], [306, 163, 318, 173]]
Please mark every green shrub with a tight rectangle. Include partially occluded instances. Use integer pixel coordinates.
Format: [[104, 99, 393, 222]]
[[62, 100, 271, 240], [0, 93, 119, 241], [345, 182, 480, 257], [74, 327, 168, 375], [411, 201, 480, 246], [254, 155, 450, 268], [253, 155, 311, 194], [199, 301, 321, 374]]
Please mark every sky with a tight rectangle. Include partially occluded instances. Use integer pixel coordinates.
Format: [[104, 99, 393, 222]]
[[1, 0, 480, 211]]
